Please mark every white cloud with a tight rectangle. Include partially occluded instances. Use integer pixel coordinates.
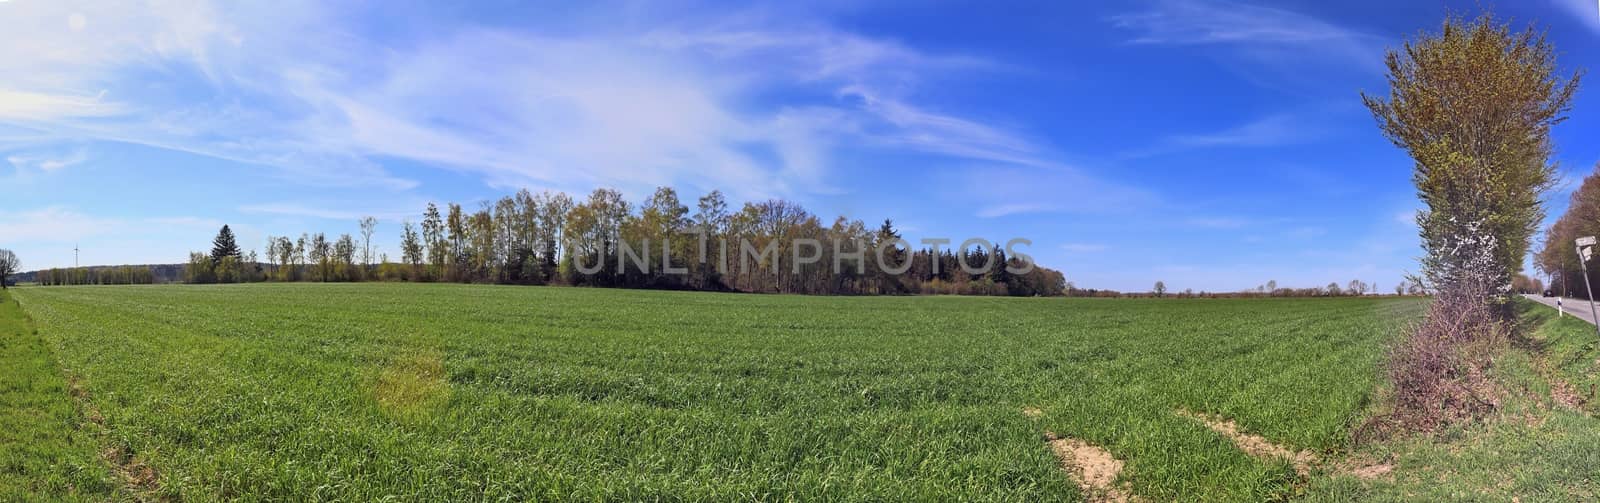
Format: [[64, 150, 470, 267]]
[[0, 89, 122, 121], [7, 148, 86, 172]]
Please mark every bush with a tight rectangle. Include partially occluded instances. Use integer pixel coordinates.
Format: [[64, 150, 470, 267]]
[[1367, 220, 1508, 437]]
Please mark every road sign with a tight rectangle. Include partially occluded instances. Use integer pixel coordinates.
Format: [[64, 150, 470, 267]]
[[1576, 235, 1600, 340]]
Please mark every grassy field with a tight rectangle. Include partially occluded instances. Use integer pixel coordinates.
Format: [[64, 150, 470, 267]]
[[5, 284, 1423, 501]]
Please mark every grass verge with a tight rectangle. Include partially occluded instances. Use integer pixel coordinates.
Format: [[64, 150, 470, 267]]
[[1302, 298, 1600, 501], [0, 289, 120, 501]]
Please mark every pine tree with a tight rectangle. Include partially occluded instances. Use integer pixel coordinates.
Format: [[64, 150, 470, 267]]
[[211, 225, 242, 265]]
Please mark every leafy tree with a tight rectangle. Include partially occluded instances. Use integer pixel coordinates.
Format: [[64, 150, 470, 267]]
[[400, 220, 424, 279], [335, 234, 357, 281], [446, 203, 466, 280], [468, 205, 495, 282], [0, 249, 18, 288], [534, 191, 573, 269], [216, 255, 241, 284], [185, 252, 216, 284], [1364, 13, 1580, 293], [422, 203, 445, 281], [211, 225, 242, 265], [310, 233, 331, 282], [693, 190, 730, 289]]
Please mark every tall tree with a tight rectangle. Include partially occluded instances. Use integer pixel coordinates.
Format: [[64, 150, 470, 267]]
[[446, 203, 466, 280], [335, 234, 357, 281], [694, 190, 730, 288], [211, 225, 243, 264], [421, 203, 445, 281], [310, 233, 331, 282], [869, 219, 908, 294], [185, 252, 216, 284], [1363, 13, 1580, 292], [0, 249, 17, 289], [400, 220, 424, 278], [359, 216, 378, 270]]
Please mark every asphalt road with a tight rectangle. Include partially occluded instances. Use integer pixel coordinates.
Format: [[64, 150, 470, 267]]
[[1523, 294, 1599, 326]]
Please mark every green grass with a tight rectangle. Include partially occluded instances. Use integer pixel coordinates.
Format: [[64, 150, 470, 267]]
[[0, 290, 119, 501], [10, 283, 1422, 501], [1304, 299, 1600, 501], [1523, 301, 1600, 414]]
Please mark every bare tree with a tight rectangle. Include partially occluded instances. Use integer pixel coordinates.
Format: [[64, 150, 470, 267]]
[[1348, 279, 1367, 296], [1153, 281, 1166, 297], [0, 249, 18, 289], [359, 216, 378, 269]]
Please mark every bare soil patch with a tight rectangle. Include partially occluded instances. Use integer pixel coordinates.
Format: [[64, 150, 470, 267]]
[[1023, 406, 1134, 502], [1177, 409, 1317, 476], [1345, 462, 1395, 480], [1549, 377, 1585, 410], [1043, 432, 1134, 503], [68, 375, 166, 498]]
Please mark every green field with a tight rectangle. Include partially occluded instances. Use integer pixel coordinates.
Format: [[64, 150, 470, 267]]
[[4, 284, 1423, 501]]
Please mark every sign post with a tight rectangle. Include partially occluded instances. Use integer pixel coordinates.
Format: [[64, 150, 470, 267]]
[[1577, 236, 1600, 337]]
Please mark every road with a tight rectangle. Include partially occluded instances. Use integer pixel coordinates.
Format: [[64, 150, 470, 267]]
[[1523, 294, 1599, 325]]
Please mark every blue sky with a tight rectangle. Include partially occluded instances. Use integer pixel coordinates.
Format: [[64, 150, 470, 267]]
[[1, 0, 1596, 292]]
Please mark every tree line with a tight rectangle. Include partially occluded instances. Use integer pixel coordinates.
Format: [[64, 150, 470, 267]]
[[34, 266, 158, 286], [1536, 163, 1600, 298], [185, 187, 1068, 297]]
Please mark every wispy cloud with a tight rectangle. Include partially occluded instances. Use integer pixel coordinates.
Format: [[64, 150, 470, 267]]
[[0, 206, 241, 269], [1184, 217, 1251, 229], [1109, 0, 1386, 70], [1552, 0, 1600, 33], [238, 202, 420, 222], [0, 207, 123, 243], [6, 148, 87, 172], [1167, 114, 1312, 148], [963, 165, 1159, 218], [0, 1, 1094, 202], [1060, 243, 1109, 253], [1120, 113, 1326, 159]]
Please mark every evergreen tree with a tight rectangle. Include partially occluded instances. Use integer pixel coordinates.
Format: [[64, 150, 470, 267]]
[[211, 225, 242, 264]]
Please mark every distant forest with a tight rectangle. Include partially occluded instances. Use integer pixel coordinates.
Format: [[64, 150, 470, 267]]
[[34, 187, 1068, 297]]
